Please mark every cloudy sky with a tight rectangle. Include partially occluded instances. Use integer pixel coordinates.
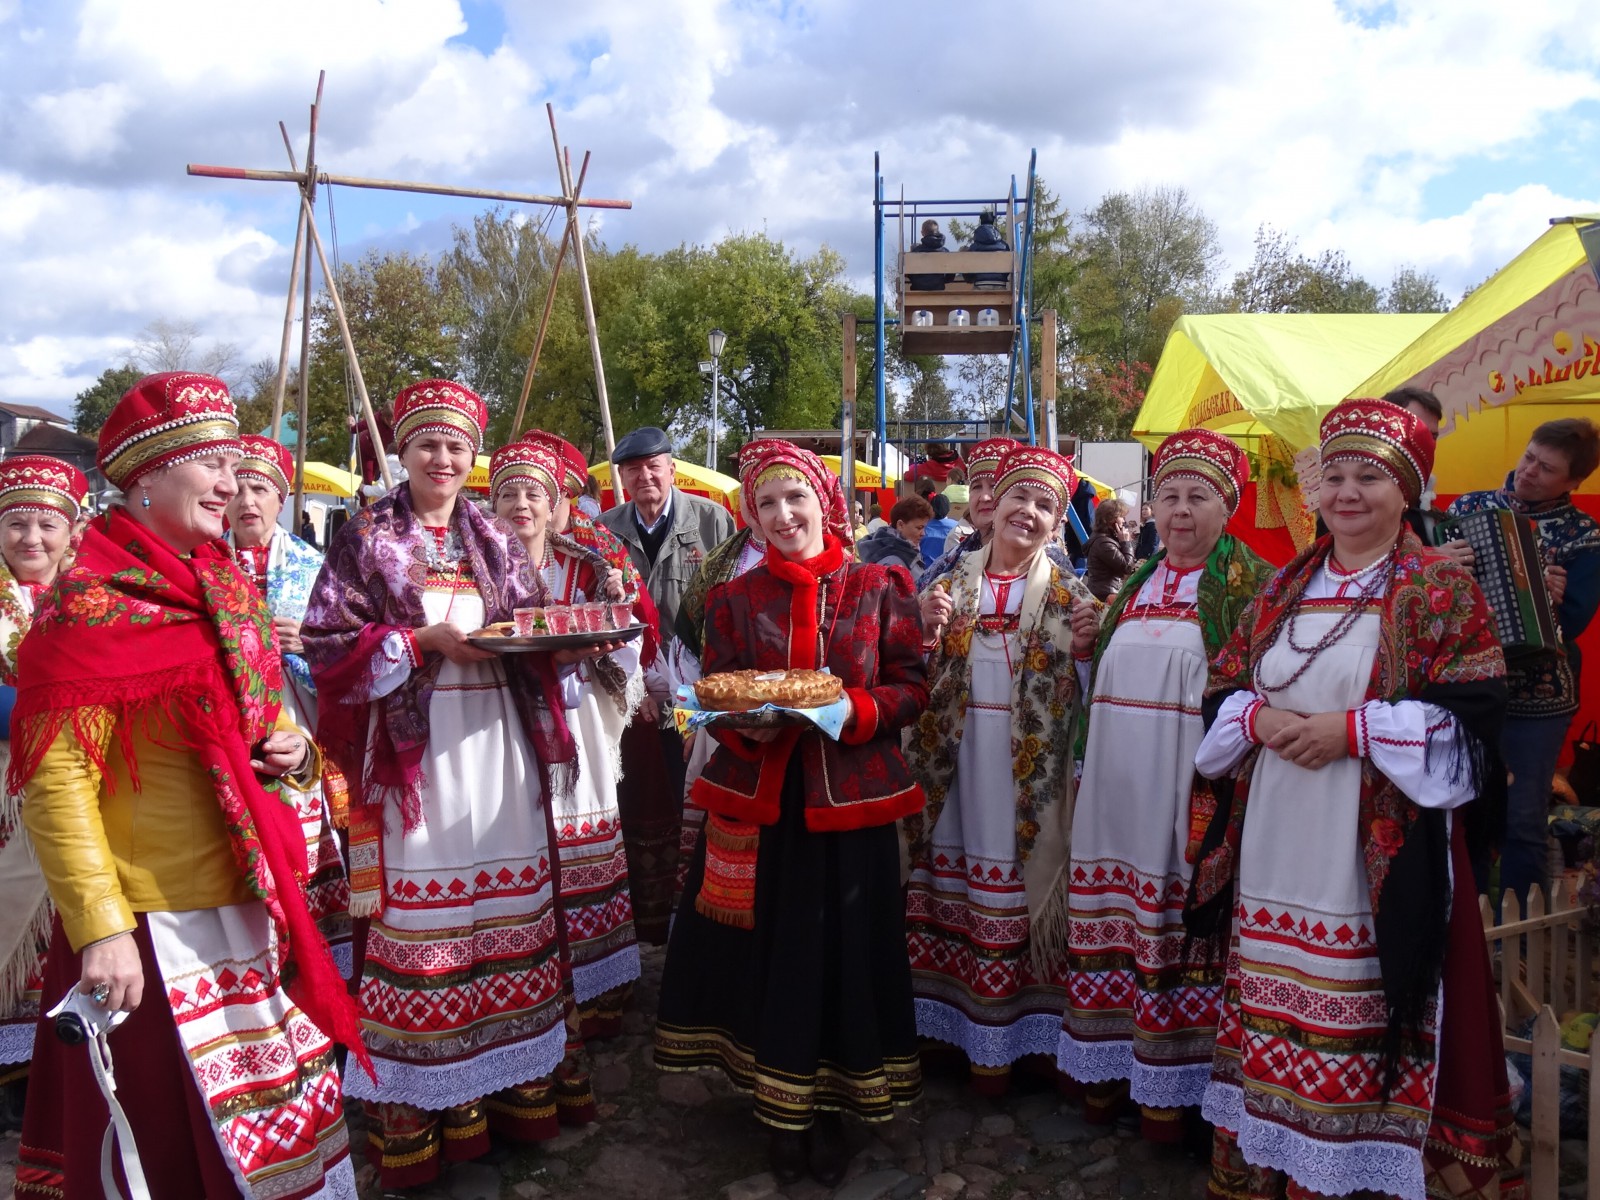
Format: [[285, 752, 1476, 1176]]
[[3, 0, 1598, 414]]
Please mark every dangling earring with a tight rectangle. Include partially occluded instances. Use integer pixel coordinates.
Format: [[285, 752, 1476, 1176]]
[[140, 487, 151, 508]]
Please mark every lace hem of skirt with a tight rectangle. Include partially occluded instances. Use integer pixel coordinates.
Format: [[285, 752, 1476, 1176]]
[[914, 998, 1062, 1068], [345, 1020, 567, 1112]]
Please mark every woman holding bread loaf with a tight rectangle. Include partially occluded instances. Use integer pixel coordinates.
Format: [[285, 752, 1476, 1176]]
[[905, 444, 1096, 1097], [654, 439, 929, 1189]]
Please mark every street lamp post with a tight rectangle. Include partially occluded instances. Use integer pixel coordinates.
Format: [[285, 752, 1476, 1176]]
[[707, 327, 727, 469]]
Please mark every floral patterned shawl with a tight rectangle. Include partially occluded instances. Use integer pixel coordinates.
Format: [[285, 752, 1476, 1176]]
[[904, 540, 1094, 975], [1188, 529, 1507, 1074], [227, 527, 324, 695], [5, 507, 368, 1070], [302, 483, 576, 833], [0, 567, 30, 688]]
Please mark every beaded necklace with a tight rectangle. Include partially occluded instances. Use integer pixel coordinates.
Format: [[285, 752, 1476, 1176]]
[[1257, 549, 1392, 695], [422, 526, 467, 623], [980, 569, 1025, 676]]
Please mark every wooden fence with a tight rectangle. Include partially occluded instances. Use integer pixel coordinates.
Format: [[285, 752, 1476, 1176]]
[[1482, 880, 1597, 1200]]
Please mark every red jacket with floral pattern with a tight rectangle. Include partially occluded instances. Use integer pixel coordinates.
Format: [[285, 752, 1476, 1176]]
[[692, 541, 929, 832]]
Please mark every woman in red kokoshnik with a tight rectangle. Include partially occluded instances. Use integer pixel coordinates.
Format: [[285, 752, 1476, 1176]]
[[302, 380, 615, 1191], [13, 372, 362, 1199], [1190, 399, 1519, 1200], [0, 455, 87, 1113], [491, 436, 651, 1040], [654, 441, 928, 1189]]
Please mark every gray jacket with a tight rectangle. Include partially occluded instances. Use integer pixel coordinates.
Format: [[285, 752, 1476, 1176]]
[[597, 487, 736, 641]]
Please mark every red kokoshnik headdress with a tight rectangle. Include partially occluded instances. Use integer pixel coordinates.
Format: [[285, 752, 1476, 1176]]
[[97, 371, 241, 490], [991, 445, 1078, 524], [518, 430, 590, 498], [738, 438, 853, 547], [236, 434, 294, 501], [1320, 398, 1436, 507], [1152, 428, 1249, 516], [489, 439, 564, 508], [392, 379, 488, 455], [965, 437, 1019, 484], [0, 455, 87, 520]]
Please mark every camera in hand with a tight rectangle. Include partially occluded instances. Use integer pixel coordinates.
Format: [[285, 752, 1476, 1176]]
[[49, 987, 128, 1044]]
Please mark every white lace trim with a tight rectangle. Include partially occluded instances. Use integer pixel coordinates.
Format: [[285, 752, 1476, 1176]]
[[1203, 1078, 1426, 1200], [572, 943, 642, 1004], [305, 1157, 359, 1199], [345, 1019, 567, 1110], [0, 1020, 34, 1066], [1056, 1031, 1212, 1108], [914, 998, 1062, 1068]]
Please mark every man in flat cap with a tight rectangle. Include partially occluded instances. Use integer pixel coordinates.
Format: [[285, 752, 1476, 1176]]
[[598, 427, 735, 939]]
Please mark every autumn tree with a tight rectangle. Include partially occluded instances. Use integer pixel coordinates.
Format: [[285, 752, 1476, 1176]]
[[131, 318, 243, 388]]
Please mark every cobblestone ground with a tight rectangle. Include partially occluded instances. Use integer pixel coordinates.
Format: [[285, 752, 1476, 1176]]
[[0, 947, 1579, 1199], [0, 946, 1210, 1200]]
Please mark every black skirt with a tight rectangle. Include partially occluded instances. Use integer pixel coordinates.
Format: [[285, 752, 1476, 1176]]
[[653, 760, 922, 1129]]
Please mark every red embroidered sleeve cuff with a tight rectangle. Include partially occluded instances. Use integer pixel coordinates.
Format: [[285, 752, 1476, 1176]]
[[1243, 698, 1265, 744], [838, 688, 880, 746], [1346, 706, 1369, 758], [401, 629, 422, 668]]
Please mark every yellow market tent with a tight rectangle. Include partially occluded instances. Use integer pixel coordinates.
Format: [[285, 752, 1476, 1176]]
[[298, 461, 359, 498], [1134, 313, 1444, 453], [588, 459, 741, 512], [1350, 217, 1600, 496], [820, 455, 896, 488], [466, 454, 493, 492]]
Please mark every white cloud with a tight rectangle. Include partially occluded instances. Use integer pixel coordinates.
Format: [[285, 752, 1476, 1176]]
[[0, 0, 1598, 409]]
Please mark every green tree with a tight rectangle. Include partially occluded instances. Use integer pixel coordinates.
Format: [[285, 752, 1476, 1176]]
[[302, 251, 468, 462], [71, 364, 142, 435], [1224, 225, 1380, 313], [1381, 265, 1451, 313]]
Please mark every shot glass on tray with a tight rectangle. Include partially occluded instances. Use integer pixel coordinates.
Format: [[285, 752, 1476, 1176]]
[[607, 602, 634, 629], [545, 605, 578, 635], [513, 607, 547, 637]]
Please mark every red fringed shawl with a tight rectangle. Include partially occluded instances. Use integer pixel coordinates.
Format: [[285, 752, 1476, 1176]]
[[7, 508, 370, 1074]]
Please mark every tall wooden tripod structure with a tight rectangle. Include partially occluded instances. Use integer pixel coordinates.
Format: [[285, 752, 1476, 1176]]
[[187, 72, 632, 523]]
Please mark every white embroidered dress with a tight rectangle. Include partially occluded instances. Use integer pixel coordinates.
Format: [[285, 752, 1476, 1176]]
[[1058, 561, 1216, 1108], [906, 570, 1066, 1065], [347, 557, 568, 1111], [1193, 560, 1475, 1200], [541, 549, 642, 1005]]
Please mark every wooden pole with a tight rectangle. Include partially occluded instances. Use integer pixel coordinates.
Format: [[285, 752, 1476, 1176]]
[[271, 200, 307, 440], [1040, 308, 1058, 452], [186, 164, 630, 210], [511, 151, 590, 436], [292, 76, 323, 531], [549, 105, 615, 457], [841, 314, 858, 525], [300, 195, 393, 491]]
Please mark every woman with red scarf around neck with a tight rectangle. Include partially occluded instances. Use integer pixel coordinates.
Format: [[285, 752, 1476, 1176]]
[[303, 382, 617, 1191], [0, 456, 86, 1125], [11, 373, 360, 1198], [905, 445, 1095, 1098], [654, 441, 928, 1188], [1189, 400, 1516, 1200]]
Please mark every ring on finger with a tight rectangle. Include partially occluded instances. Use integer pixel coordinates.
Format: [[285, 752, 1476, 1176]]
[[91, 982, 111, 1005]]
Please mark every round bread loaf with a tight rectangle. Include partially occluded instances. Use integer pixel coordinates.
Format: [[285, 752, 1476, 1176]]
[[693, 668, 843, 711]]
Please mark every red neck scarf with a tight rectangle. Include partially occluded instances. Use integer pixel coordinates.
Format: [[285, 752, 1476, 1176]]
[[8, 508, 370, 1075]]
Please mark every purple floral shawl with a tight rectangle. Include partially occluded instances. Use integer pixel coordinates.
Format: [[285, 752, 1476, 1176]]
[[302, 483, 576, 829]]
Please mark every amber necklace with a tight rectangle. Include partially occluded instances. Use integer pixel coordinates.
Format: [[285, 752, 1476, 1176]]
[[1257, 549, 1392, 695]]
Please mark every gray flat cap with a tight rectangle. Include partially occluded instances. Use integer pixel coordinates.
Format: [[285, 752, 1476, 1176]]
[[611, 426, 673, 464]]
